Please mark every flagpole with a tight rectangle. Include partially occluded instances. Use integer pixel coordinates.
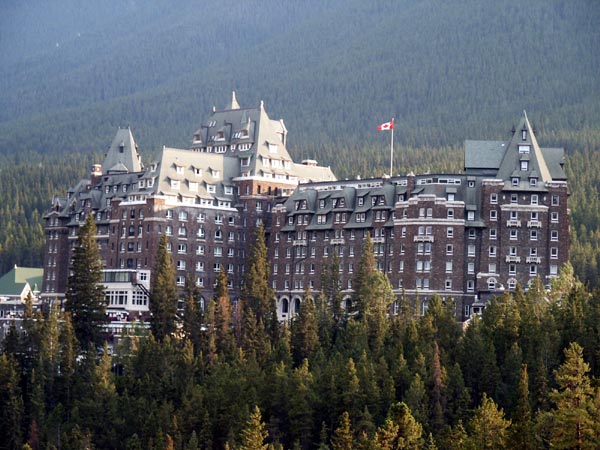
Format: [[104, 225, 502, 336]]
[[390, 118, 394, 177]]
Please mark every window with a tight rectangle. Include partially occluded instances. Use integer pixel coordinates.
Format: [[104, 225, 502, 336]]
[[490, 210, 497, 221], [489, 246, 496, 257], [214, 247, 223, 257], [551, 247, 558, 259], [550, 265, 559, 276], [510, 210, 519, 220], [551, 230, 559, 241], [177, 243, 187, 254], [171, 180, 180, 190], [447, 209, 454, 219], [446, 244, 453, 255], [468, 245, 476, 257], [552, 195, 560, 206], [510, 229, 518, 240], [196, 245, 204, 255], [467, 211, 475, 221], [512, 178, 519, 186], [468, 262, 474, 274], [488, 263, 496, 274], [207, 184, 216, 193], [490, 193, 498, 204], [531, 194, 538, 205], [511, 194, 518, 204], [446, 261, 453, 273], [467, 280, 475, 292], [551, 212, 559, 223], [196, 261, 204, 272], [530, 265, 537, 276], [489, 229, 497, 240], [469, 229, 476, 239], [530, 230, 538, 241], [177, 260, 186, 270], [509, 264, 516, 275], [445, 280, 452, 291], [447, 227, 454, 238], [177, 276, 185, 286], [521, 161, 529, 171], [189, 182, 198, 192], [508, 278, 517, 290]]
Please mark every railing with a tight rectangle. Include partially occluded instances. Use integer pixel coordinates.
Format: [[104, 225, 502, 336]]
[[413, 236, 434, 242], [527, 220, 542, 228], [506, 220, 522, 227], [526, 256, 541, 264], [505, 256, 521, 263]]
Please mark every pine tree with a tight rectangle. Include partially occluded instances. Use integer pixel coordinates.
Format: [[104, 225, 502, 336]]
[[242, 223, 276, 335], [291, 289, 320, 365], [238, 405, 269, 450], [387, 402, 424, 450], [331, 411, 353, 450], [65, 213, 107, 346], [509, 365, 534, 450], [546, 342, 597, 449], [150, 233, 179, 341], [214, 267, 236, 358], [466, 394, 511, 450], [0, 354, 24, 450], [183, 274, 203, 352]]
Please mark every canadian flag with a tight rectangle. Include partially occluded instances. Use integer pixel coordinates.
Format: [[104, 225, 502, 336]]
[[377, 120, 394, 131]]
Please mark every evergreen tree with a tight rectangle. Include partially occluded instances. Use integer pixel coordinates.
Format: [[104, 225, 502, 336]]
[[291, 289, 320, 365], [509, 365, 534, 450], [0, 354, 24, 450], [238, 405, 269, 450], [331, 411, 353, 450], [242, 223, 276, 334], [65, 213, 106, 346], [546, 342, 597, 449], [214, 267, 236, 358], [466, 394, 511, 450], [183, 274, 203, 351], [150, 233, 179, 341], [321, 253, 343, 320]]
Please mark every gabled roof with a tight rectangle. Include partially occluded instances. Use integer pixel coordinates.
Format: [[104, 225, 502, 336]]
[[102, 128, 143, 175], [0, 266, 43, 297]]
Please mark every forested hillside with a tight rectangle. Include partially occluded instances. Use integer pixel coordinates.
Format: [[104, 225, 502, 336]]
[[0, 0, 599, 284]]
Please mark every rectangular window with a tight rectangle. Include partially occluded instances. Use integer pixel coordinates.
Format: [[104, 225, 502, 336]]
[[552, 195, 560, 206], [488, 263, 496, 274], [490, 210, 497, 221], [551, 230, 559, 241], [551, 247, 558, 259], [447, 227, 454, 238], [551, 212, 559, 223], [489, 246, 496, 257], [468, 245, 476, 257], [468, 262, 474, 274], [490, 193, 498, 204], [446, 261, 453, 273]]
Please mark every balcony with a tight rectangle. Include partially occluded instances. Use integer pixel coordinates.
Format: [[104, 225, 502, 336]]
[[506, 220, 521, 227], [526, 256, 541, 264], [292, 239, 307, 246], [527, 220, 542, 228], [413, 235, 434, 242], [505, 256, 521, 263], [372, 237, 385, 243], [331, 238, 345, 245]]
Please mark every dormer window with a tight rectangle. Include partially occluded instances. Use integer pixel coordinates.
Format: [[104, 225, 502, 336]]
[[216, 131, 224, 141], [176, 165, 184, 175], [171, 180, 180, 190], [512, 177, 519, 186], [522, 129, 527, 141], [206, 184, 216, 193], [119, 142, 125, 153], [520, 161, 529, 171], [241, 129, 249, 138], [519, 145, 530, 154], [530, 178, 538, 187], [212, 170, 220, 179], [193, 134, 201, 143]]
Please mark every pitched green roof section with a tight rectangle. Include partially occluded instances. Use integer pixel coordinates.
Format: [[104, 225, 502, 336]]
[[0, 266, 43, 297]]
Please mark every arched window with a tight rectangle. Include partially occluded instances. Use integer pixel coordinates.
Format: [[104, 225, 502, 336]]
[[281, 298, 289, 314], [294, 298, 301, 315]]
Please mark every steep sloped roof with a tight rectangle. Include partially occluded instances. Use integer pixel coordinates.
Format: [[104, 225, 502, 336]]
[[102, 128, 143, 175]]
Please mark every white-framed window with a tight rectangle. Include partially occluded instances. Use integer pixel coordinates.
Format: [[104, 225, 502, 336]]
[[551, 230, 559, 241], [530, 265, 537, 276], [552, 195, 560, 206], [550, 247, 558, 259], [490, 193, 498, 204], [511, 194, 518, 204], [207, 184, 216, 193], [490, 210, 497, 221], [468, 245, 476, 257], [447, 227, 454, 238], [531, 194, 538, 205], [509, 264, 517, 275], [512, 178, 519, 186], [189, 182, 198, 192], [488, 263, 496, 274], [550, 265, 558, 276], [510, 229, 518, 240], [468, 262, 475, 274], [551, 212, 559, 223], [530, 230, 538, 241], [177, 243, 187, 254], [445, 280, 452, 291], [447, 208, 454, 219], [177, 276, 185, 286], [196, 244, 204, 255], [446, 244, 453, 255], [177, 260, 186, 270], [489, 228, 497, 240], [171, 180, 180, 190], [521, 161, 529, 171], [446, 261, 453, 273], [489, 246, 496, 257], [196, 261, 204, 272]]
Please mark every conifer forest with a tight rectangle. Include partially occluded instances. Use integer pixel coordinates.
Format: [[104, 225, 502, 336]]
[[1, 0, 600, 448]]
